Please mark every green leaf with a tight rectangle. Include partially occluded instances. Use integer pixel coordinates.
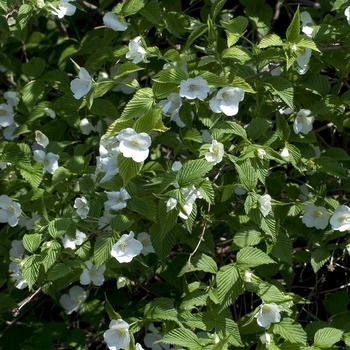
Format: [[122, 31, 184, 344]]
[[300, 73, 330, 97], [185, 23, 207, 49], [211, 0, 226, 21], [323, 290, 349, 315], [221, 16, 248, 46], [153, 67, 188, 84], [162, 328, 201, 350], [316, 156, 348, 179], [235, 162, 258, 191], [139, 0, 162, 24], [273, 318, 307, 344], [217, 264, 244, 310], [230, 76, 255, 93], [47, 263, 72, 281], [18, 4, 33, 29], [0, 293, 17, 310], [178, 253, 218, 276], [197, 71, 227, 88], [128, 196, 157, 221], [133, 108, 162, 134], [221, 47, 252, 64], [150, 223, 176, 264], [295, 35, 320, 52], [105, 295, 121, 320], [314, 327, 343, 348], [211, 120, 248, 141], [271, 231, 293, 265], [22, 233, 42, 254], [48, 218, 76, 239], [20, 163, 43, 189], [144, 298, 179, 322], [163, 12, 188, 38], [264, 76, 294, 109], [286, 7, 300, 42], [22, 57, 46, 79], [41, 241, 62, 272], [110, 215, 134, 232], [247, 118, 271, 139], [22, 80, 45, 111], [94, 233, 117, 267], [197, 179, 215, 204], [178, 159, 214, 186], [311, 247, 330, 273], [118, 153, 142, 186], [259, 34, 284, 48], [236, 247, 275, 268], [90, 99, 120, 119], [22, 254, 41, 290], [121, 0, 145, 16], [120, 88, 154, 121], [233, 227, 262, 248]]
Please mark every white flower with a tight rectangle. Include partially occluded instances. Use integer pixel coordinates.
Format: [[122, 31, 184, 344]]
[[110, 231, 143, 263], [104, 188, 131, 211], [260, 332, 272, 345], [257, 149, 266, 159], [80, 118, 95, 135], [296, 48, 312, 75], [98, 211, 114, 230], [235, 187, 246, 196], [35, 130, 49, 148], [4, 91, 19, 106], [80, 260, 106, 286], [205, 140, 224, 164], [50, 0, 76, 18], [302, 203, 330, 229], [137, 232, 155, 256], [136, 344, 145, 350], [330, 205, 350, 232], [255, 303, 282, 328], [59, 285, 87, 314], [117, 128, 151, 163], [144, 324, 170, 350], [74, 196, 89, 219], [166, 197, 177, 212], [0, 194, 21, 227], [0, 103, 14, 127], [221, 12, 233, 21], [9, 262, 28, 289], [171, 161, 182, 172], [100, 134, 120, 157], [0, 64, 7, 72], [104, 319, 130, 350], [70, 67, 92, 100], [100, 154, 119, 183], [10, 240, 24, 259], [293, 109, 314, 135], [33, 150, 59, 174], [258, 194, 272, 217], [103, 12, 128, 31], [209, 86, 244, 116], [3, 123, 19, 141], [44, 107, 56, 119], [25, 213, 40, 230], [179, 185, 202, 219], [61, 229, 86, 249], [243, 271, 252, 283], [179, 77, 210, 100], [126, 36, 146, 64], [117, 276, 127, 289], [345, 6, 350, 25], [280, 147, 290, 161], [161, 93, 182, 119], [279, 107, 294, 115], [300, 11, 314, 37]]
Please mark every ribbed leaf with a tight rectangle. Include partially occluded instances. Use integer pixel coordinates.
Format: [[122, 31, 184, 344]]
[[144, 298, 178, 322], [178, 253, 217, 276], [323, 290, 349, 315], [48, 218, 76, 239], [247, 118, 271, 139], [120, 88, 154, 121], [22, 80, 45, 111], [264, 77, 294, 109], [271, 231, 293, 265], [198, 71, 227, 87], [121, 0, 145, 16], [133, 108, 162, 134], [259, 34, 284, 48], [47, 263, 72, 281], [41, 241, 62, 272], [178, 159, 214, 186], [22, 254, 41, 290], [236, 247, 275, 268], [311, 247, 330, 273], [118, 153, 142, 186], [22, 233, 42, 254], [235, 162, 258, 191], [150, 223, 176, 263], [286, 7, 300, 42], [233, 227, 262, 248], [110, 215, 134, 232], [162, 328, 201, 349], [153, 67, 188, 84], [211, 121, 248, 141], [139, 0, 162, 24], [273, 318, 307, 344], [22, 57, 45, 79], [94, 233, 117, 268]]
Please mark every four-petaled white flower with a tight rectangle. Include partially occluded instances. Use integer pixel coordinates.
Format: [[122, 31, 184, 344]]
[[330, 205, 350, 232], [49, 0, 76, 18], [110, 231, 143, 263], [100, 154, 119, 183], [117, 128, 152, 163], [103, 12, 128, 31], [166, 197, 177, 212], [80, 118, 95, 135], [179, 185, 202, 219], [99, 134, 120, 157], [105, 188, 131, 211], [345, 6, 350, 25], [80, 260, 106, 286], [33, 150, 59, 174], [74, 196, 89, 219], [61, 229, 87, 250], [293, 109, 314, 135], [0, 103, 14, 127], [10, 240, 24, 259], [179, 77, 210, 100], [209, 86, 244, 116], [258, 194, 272, 217], [104, 319, 130, 350], [137, 232, 155, 256], [205, 140, 224, 164], [126, 36, 146, 64], [59, 285, 87, 314], [4, 91, 19, 106], [255, 303, 282, 328], [144, 324, 170, 350], [300, 11, 314, 37], [161, 92, 182, 119], [296, 48, 312, 75], [0, 194, 21, 227], [70, 67, 92, 100], [35, 130, 49, 148], [302, 203, 330, 230], [9, 262, 28, 289]]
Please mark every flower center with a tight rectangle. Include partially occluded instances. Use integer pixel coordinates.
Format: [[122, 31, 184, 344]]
[[262, 305, 271, 312], [117, 328, 127, 336], [339, 215, 348, 223], [43, 157, 50, 166], [188, 84, 197, 91], [8, 204, 15, 214], [314, 211, 323, 218], [89, 268, 97, 277], [222, 92, 230, 101], [130, 139, 139, 147], [0, 109, 7, 116], [142, 239, 149, 247], [119, 242, 128, 252]]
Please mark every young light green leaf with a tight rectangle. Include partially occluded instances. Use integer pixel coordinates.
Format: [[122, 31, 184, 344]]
[[236, 246, 276, 268], [22, 233, 42, 254], [314, 327, 343, 348], [48, 218, 76, 239], [286, 7, 300, 42], [259, 34, 284, 48], [273, 318, 307, 344], [118, 153, 143, 186], [41, 241, 62, 272], [177, 159, 214, 186], [264, 76, 294, 109], [311, 247, 330, 273], [121, 0, 145, 16], [161, 328, 202, 349], [120, 88, 154, 121], [143, 298, 179, 322], [178, 253, 218, 276]]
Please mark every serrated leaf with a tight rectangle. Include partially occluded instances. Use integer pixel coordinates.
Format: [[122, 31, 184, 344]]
[[181, 290, 209, 309], [22, 233, 42, 254], [163, 12, 188, 38], [90, 99, 119, 119], [230, 76, 255, 93], [112, 62, 144, 80], [18, 4, 33, 29], [133, 108, 162, 134], [120, 88, 154, 121], [118, 153, 142, 186], [286, 7, 300, 42], [235, 162, 258, 191], [295, 35, 320, 52], [128, 196, 157, 221], [22, 57, 46, 79], [323, 290, 349, 315], [94, 233, 117, 267], [110, 215, 134, 232], [41, 241, 61, 272], [197, 180, 215, 204], [316, 156, 348, 179], [47, 263, 72, 281], [105, 294, 121, 320], [178, 253, 217, 276], [20, 163, 43, 189], [271, 231, 293, 265], [211, 120, 248, 141], [237, 247, 275, 267], [22, 254, 41, 290], [311, 247, 330, 273], [314, 327, 343, 347], [144, 298, 178, 322], [48, 218, 76, 239], [233, 227, 262, 248], [197, 71, 227, 87], [153, 67, 188, 84], [300, 73, 330, 97], [178, 159, 214, 186], [273, 318, 307, 344], [150, 223, 176, 263], [185, 24, 207, 49], [139, 0, 162, 24], [121, 0, 145, 16], [22, 80, 45, 111], [162, 328, 201, 349], [52, 167, 71, 187], [211, 0, 226, 21], [259, 34, 284, 48], [264, 77, 294, 109], [217, 264, 244, 310]]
